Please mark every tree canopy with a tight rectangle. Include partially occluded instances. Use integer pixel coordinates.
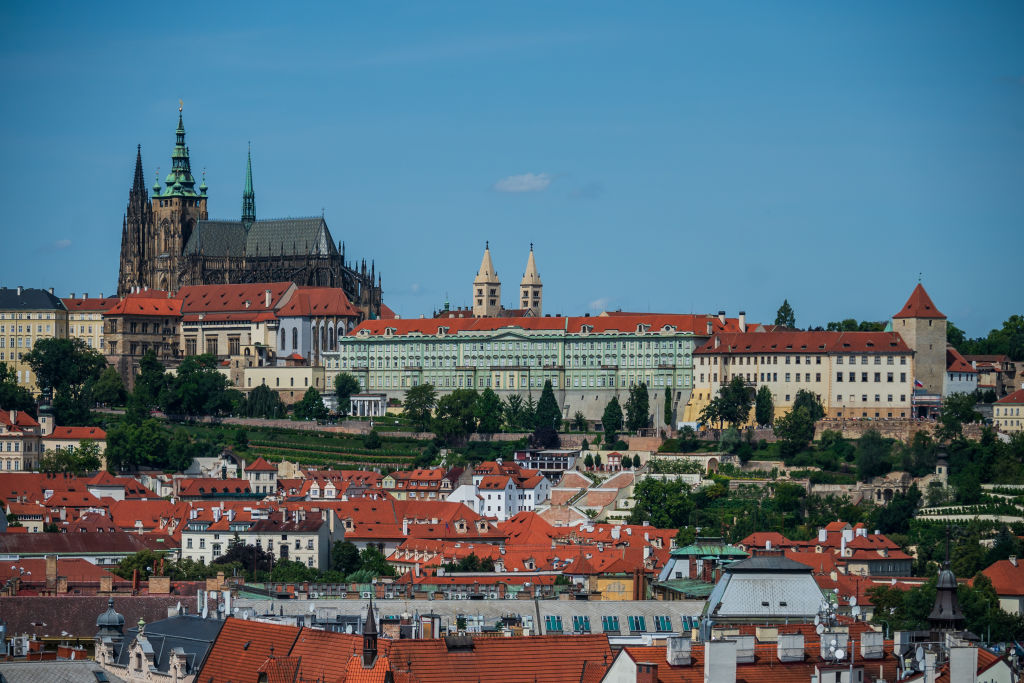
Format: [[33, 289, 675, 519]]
[[474, 387, 503, 435], [625, 382, 650, 432], [293, 387, 329, 422], [948, 314, 1024, 361], [602, 396, 624, 443], [432, 389, 479, 444], [775, 299, 796, 329], [333, 373, 361, 417], [159, 355, 233, 418], [403, 383, 436, 431], [755, 385, 774, 426], [0, 363, 35, 416], [23, 337, 107, 425], [532, 380, 561, 448]]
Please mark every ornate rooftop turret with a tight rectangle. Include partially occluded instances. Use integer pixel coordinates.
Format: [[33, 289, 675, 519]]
[[96, 597, 125, 639], [242, 143, 255, 228], [362, 596, 378, 667], [157, 102, 199, 198], [928, 529, 965, 632]]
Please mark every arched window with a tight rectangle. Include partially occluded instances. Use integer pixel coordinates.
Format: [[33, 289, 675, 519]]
[[292, 328, 298, 350], [279, 329, 286, 350]]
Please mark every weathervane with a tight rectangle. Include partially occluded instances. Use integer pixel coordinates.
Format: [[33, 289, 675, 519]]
[[179, 99, 183, 113]]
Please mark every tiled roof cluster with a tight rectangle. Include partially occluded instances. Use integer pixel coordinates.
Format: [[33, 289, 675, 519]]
[[695, 330, 912, 355]]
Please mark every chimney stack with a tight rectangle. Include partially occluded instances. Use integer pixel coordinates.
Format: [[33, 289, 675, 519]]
[[718, 310, 726, 326], [84, 293, 89, 299], [48, 287, 54, 295], [704, 640, 737, 683], [776, 633, 804, 662], [949, 645, 978, 683], [706, 320, 713, 335], [1010, 555, 1017, 567], [17, 286, 23, 296], [738, 311, 746, 333], [265, 289, 272, 308], [665, 636, 692, 666]]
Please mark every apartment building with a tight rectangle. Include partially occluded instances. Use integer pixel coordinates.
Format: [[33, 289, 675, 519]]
[[0, 286, 68, 395], [63, 294, 117, 352]]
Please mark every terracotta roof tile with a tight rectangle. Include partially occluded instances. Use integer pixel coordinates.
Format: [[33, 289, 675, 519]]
[[981, 558, 1024, 595], [996, 389, 1024, 405], [201, 618, 301, 683], [892, 283, 945, 319]]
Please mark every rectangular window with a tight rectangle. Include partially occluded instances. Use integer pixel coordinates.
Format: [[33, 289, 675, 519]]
[[545, 615, 563, 633], [887, 372, 893, 383], [861, 372, 868, 383], [602, 616, 620, 633], [849, 372, 855, 382], [627, 616, 647, 632], [205, 338, 218, 355], [874, 372, 881, 382], [572, 615, 591, 633], [900, 373, 907, 382], [655, 615, 673, 632], [837, 373, 843, 382]]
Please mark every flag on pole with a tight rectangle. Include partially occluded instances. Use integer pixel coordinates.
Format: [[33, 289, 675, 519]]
[[914, 378, 924, 388]]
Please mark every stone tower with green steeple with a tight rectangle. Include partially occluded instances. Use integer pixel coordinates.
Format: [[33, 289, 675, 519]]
[[118, 104, 207, 295]]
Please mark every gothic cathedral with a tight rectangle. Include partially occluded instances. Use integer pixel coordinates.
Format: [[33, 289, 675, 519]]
[[117, 107, 382, 319]]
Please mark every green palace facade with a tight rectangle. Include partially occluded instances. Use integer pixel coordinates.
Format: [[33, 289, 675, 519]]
[[324, 312, 746, 424]]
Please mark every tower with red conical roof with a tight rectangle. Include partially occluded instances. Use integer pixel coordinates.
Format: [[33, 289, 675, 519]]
[[892, 283, 947, 398]]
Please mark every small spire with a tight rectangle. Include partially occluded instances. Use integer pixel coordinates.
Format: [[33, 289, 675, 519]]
[[242, 144, 255, 226]]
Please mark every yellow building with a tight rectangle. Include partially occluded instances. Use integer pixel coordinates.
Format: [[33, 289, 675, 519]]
[[0, 286, 68, 395], [63, 294, 117, 353], [686, 330, 915, 424], [994, 389, 1024, 434]]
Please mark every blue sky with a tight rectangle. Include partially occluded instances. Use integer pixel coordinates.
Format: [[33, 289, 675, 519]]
[[1, 2, 1020, 336]]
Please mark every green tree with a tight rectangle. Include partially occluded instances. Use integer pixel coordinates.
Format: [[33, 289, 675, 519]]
[[232, 428, 249, 451], [38, 440, 102, 475], [593, 453, 602, 469], [105, 418, 170, 472], [625, 382, 650, 433], [432, 389, 479, 444], [111, 549, 168, 581], [245, 384, 287, 418], [331, 540, 362, 575], [663, 386, 673, 429], [91, 367, 126, 406], [775, 299, 796, 329], [364, 429, 382, 449], [334, 372, 361, 417], [474, 387, 503, 435], [856, 429, 892, 481], [774, 406, 815, 457], [717, 376, 753, 427], [24, 337, 107, 425], [621, 454, 633, 469], [0, 363, 35, 416], [792, 389, 825, 422], [937, 392, 981, 442], [294, 387, 328, 421], [602, 396, 624, 442], [755, 385, 774, 426], [533, 380, 561, 448], [359, 545, 395, 577], [628, 477, 695, 529], [403, 383, 437, 431], [583, 453, 594, 469], [134, 350, 166, 408], [159, 355, 232, 418], [572, 410, 587, 432]]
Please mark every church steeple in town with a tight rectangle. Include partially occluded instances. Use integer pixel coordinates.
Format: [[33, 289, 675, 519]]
[[519, 243, 542, 316], [131, 145, 146, 200], [362, 596, 378, 667], [157, 102, 199, 197], [472, 241, 501, 317], [242, 143, 256, 228]]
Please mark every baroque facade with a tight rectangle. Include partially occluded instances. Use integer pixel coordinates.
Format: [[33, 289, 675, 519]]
[[117, 107, 382, 319]]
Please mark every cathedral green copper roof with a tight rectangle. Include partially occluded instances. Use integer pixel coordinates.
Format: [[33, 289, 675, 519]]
[[154, 106, 200, 198]]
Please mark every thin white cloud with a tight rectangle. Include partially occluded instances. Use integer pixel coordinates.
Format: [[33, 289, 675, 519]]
[[36, 239, 71, 253], [54, 239, 71, 249], [494, 173, 551, 193], [589, 297, 610, 311]]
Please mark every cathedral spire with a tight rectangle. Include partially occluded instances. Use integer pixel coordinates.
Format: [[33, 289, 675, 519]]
[[157, 101, 198, 198], [131, 145, 146, 198], [242, 143, 255, 228]]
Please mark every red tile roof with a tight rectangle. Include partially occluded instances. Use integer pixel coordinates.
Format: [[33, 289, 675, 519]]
[[201, 618, 300, 683], [379, 303, 397, 319], [696, 331, 912, 355], [62, 296, 120, 312], [996, 389, 1024, 405], [945, 347, 976, 374], [0, 410, 39, 430], [177, 281, 295, 314], [892, 283, 945, 319], [981, 558, 1024, 595], [277, 286, 359, 317], [737, 532, 793, 549], [245, 455, 278, 471], [103, 296, 182, 317], [43, 426, 106, 440]]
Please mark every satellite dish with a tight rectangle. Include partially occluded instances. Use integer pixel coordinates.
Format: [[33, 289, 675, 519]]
[[916, 646, 925, 663], [850, 596, 857, 607], [835, 648, 845, 660], [816, 624, 825, 635], [830, 638, 838, 647]]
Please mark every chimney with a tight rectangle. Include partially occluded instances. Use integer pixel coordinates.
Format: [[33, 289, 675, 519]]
[[100, 292, 103, 298], [703, 640, 737, 683], [949, 645, 978, 683], [48, 287, 54, 295], [665, 637, 692, 666], [924, 651, 939, 683], [265, 289, 272, 308], [776, 633, 804, 662], [738, 311, 746, 333], [1010, 555, 1017, 567], [197, 589, 206, 616], [706, 320, 713, 335], [734, 635, 755, 663], [860, 631, 884, 660], [45, 554, 58, 590], [718, 310, 726, 326], [17, 286, 23, 296], [84, 293, 89, 299], [222, 589, 232, 619], [819, 632, 849, 661]]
